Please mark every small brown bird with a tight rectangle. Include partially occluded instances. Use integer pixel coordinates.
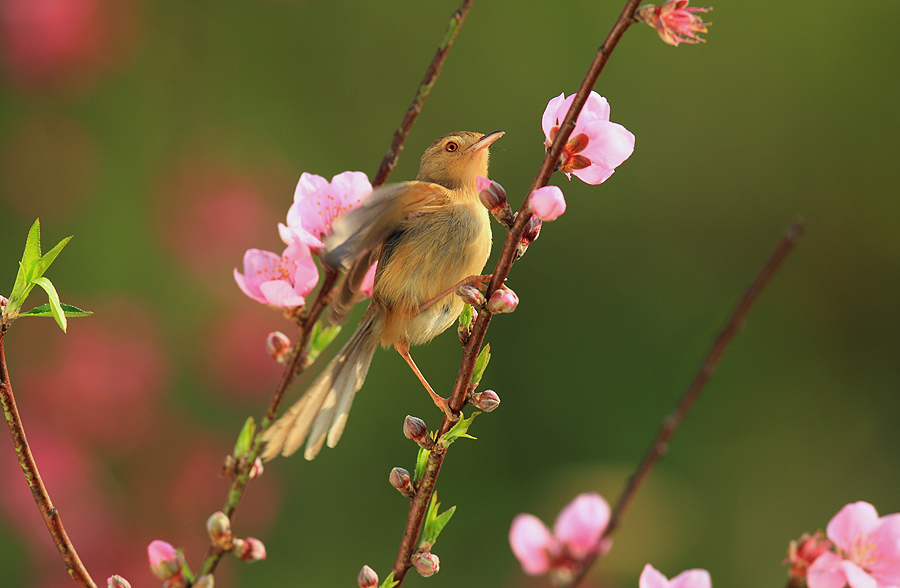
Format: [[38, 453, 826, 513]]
[[261, 130, 503, 461]]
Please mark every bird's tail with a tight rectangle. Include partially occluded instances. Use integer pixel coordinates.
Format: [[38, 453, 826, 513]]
[[261, 313, 379, 461]]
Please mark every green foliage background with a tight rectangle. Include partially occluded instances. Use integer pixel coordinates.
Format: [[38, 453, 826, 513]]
[[1, 1, 898, 586]]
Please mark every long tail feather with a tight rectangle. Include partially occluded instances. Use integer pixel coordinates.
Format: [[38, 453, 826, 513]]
[[260, 314, 378, 461]]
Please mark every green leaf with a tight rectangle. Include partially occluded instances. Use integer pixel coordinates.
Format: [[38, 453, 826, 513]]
[[33, 235, 72, 284], [22, 218, 42, 283], [234, 417, 257, 456], [415, 444, 430, 483], [420, 492, 456, 547], [177, 548, 194, 583], [32, 277, 66, 332], [470, 343, 491, 385], [20, 303, 92, 318], [437, 411, 478, 450], [379, 572, 399, 588], [307, 321, 341, 364], [458, 304, 473, 329]]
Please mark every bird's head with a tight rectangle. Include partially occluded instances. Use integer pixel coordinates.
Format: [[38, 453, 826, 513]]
[[416, 130, 504, 190]]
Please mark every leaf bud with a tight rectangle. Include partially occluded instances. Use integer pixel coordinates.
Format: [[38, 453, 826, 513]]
[[457, 284, 486, 308], [469, 389, 500, 412], [403, 415, 434, 450], [389, 467, 415, 497]]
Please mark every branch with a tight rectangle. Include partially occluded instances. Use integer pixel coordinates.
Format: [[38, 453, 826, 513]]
[[563, 219, 806, 588], [0, 327, 97, 588], [198, 0, 476, 577], [390, 0, 643, 583]]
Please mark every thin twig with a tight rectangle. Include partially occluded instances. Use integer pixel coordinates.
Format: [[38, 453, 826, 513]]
[[389, 1, 643, 583], [563, 219, 806, 588], [197, 0, 476, 577], [0, 328, 97, 588]]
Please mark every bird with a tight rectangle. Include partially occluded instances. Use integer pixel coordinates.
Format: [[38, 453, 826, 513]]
[[261, 130, 504, 461]]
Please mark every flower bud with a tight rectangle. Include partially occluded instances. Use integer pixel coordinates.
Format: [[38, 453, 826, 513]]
[[107, 576, 132, 588], [521, 216, 542, 245], [786, 531, 833, 583], [0, 295, 7, 308], [266, 331, 292, 364], [403, 415, 434, 449], [147, 540, 183, 581], [476, 176, 508, 212], [411, 552, 440, 577], [233, 537, 267, 562], [194, 575, 215, 588], [220, 454, 236, 477], [389, 467, 415, 497], [457, 284, 486, 307], [248, 456, 264, 479], [358, 565, 379, 588], [207, 512, 232, 548], [528, 186, 566, 221], [487, 287, 518, 314], [469, 389, 500, 412]]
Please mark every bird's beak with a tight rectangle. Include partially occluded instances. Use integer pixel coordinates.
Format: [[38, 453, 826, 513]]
[[465, 130, 505, 153]]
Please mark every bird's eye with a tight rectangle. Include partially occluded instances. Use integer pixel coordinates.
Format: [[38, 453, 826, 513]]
[[445, 141, 458, 152]]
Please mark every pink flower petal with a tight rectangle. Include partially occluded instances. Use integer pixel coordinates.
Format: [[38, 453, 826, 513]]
[[529, 185, 566, 221], [640, 564, 672, 588], [283, 241, 319, 298], [541, 92, 566, 139], [509, 513, 555, 575], [552, 492, 610, 560], [669, 569, 712, 588], [360, 262, 377, 298], [827, 502, 881, 552], [808, 551, 850, 588], [572, 120, 636, 185], [259, 280, 305, 308], [475, 175, 491, 192], [841, 561, 879, 588], [869, 513, 900, 582]]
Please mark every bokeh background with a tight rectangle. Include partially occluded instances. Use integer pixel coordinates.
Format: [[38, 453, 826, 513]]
[[1, 0, 898, 586]]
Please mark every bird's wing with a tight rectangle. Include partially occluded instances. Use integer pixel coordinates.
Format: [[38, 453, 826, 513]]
[[322, 181, 449, 271]]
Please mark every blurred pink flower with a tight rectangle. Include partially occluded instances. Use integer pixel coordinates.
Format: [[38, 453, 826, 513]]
[[0, 0, 139, 90], [542, 91, 634, 185], [636, 0, 711, 47], [509, 492, 610, 576], [234, 241, 319, 308], [807, 502, 900, 588], [640, 564, 712, 588], [279, 171, 373, 249], [147, 540, 182, 581], [529, 186, 566, 221]]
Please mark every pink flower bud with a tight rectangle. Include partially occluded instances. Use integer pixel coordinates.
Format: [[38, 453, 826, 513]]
[[0, 295, 7, 307], [194, 575, 215, 588], [469, 389, 500, 412], [107, 576, 132, 588], [389, 467, 415, 496], [266, 331, 292, 364], [785, 531, 833, 583], [207, 512, 232, 548], [411, 552, 440, 577], [403, 415, 433, 449], [358, 565, 379, 588], [248, 456, 264, 479], [147, 540, 183, 581], [476, 176, 508, 212], [487, 287, 519, 314], [234, 537, 267, 562], [457, 284, 486, 307], [528, 186, 566, 221], [521, 216, 542, 246]]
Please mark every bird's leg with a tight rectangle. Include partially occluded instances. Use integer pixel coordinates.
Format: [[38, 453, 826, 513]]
[[394, 342, 457, 420], [417, 274, 493, 314]]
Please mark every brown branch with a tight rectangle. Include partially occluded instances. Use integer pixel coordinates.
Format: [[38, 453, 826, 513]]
[[372, 0, 475, 188], [562, 219, 806, 588], [0, 327, 97, 588], [389, 1, 643, 583], [198, 1, 477, 578]]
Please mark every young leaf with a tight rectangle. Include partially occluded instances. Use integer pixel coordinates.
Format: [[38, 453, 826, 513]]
[[420, 492, 456, 547], [234, 417, 257, 456], [19, 302, 92, 317], [415, 444, 430, 483], [32, 277, 66, 332], [470, 343, 491, 385], [32, 235, 73, 284], [22, 218, 42, 283], [307, 321, 341, 364], [379, 572, 399, 588], [458, 303, 473, 329], [437, 411, 478, 450]]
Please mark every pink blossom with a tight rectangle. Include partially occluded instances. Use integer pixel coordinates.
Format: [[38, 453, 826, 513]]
[[807, 502, 900, 588], [640, 564, 712, 588], [279, 171, 373, 249], [636, 0, 711, 47], [234, 241, 319, 308], [529, 185, 566, 221], [509, 492, 610, 576], [542, 91, 635, 185]]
